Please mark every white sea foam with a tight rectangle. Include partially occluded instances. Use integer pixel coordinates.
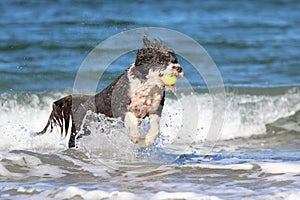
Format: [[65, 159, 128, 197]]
[[1, 153, 299, 200], [150, 191, 221, 200], [180, 163, 254, 171], [256, 191, 300, 200], [0, 88, 299, 152], [0, 152, 66, 179], [259, 162, 300, 174], [0, 92, 70, 152], [157, 88, 300, 156], [220, 89, 300, 140], [16, 185, 300, 200], [0, 163, 21, 177], [15, 186, 221, 200]]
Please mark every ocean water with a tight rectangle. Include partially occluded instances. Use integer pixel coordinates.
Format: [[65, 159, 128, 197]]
[[1, 0, 300, 199]]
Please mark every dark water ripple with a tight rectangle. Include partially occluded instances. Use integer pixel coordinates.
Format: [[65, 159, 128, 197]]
[[1, 0, 300, 93]]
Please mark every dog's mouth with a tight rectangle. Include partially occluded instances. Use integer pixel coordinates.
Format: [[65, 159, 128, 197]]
[[159, 65, 183, 92]]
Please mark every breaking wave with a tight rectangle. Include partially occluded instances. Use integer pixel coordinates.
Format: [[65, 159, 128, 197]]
[[0, 86, 299, 152]]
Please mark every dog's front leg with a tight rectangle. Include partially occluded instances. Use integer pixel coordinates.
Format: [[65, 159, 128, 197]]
[[142, 114, 160, 147], [124, 112, 140, 143]]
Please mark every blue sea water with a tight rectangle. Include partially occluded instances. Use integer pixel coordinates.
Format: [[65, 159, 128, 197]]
[[0, 0, 300, 199]]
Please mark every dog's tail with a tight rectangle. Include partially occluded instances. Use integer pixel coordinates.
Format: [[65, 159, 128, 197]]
[[37, 95, 72, 137]]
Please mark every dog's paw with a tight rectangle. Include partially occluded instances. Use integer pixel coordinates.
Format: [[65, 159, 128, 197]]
[[129, 134, 139, 144], [125, 112, 141, 144], [138, 137, 154, 148], [144, 138, 155, 147], [128, 124, 140, 144], [128, 127, 140, 144], [139, 132, 157, 148]]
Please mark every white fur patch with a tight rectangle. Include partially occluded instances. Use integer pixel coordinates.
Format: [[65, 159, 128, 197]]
[[124, 62, 183, 147], [127, 64, 142, 97], [124, 112, 140, 143], [143, 114, 160, 147], [128, 83, 162, 118]]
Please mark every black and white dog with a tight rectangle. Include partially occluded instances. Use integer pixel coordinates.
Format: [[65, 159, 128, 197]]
[[38, 37, 183, 148]]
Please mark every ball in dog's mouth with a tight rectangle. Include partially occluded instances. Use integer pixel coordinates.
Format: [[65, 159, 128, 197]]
[[161, 74, 177, 85], [159, 64, 183, 92], [159, 74, 178, 92]]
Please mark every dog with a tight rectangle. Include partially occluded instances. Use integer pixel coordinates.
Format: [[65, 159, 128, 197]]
[[37, 37, 183, 148]]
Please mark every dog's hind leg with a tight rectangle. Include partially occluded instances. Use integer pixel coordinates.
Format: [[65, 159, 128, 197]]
[[68, 94, 96, 148], [68, 122, 77, 148]]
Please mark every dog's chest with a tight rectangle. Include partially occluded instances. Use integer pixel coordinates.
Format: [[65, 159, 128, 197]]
[[128, 84, 163, 119]]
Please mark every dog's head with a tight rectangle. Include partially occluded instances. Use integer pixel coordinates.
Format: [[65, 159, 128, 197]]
[[130, 37, 183, 92]]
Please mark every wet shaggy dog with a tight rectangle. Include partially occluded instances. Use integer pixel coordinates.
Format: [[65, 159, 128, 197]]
[[37, 37, 183, 148]]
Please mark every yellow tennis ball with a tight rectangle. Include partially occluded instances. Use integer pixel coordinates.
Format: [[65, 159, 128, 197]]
[[161, 74, 177, 85]]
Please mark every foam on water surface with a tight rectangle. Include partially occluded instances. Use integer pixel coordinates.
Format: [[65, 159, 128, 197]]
[[259, 162, 300, 174], [0, 88, 300, 199], [1, 88, 299, 153]]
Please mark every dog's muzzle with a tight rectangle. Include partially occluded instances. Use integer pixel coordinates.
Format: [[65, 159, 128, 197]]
[[172, 65, 184, 78]]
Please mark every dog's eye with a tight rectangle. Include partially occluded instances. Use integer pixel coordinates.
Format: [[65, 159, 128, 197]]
[[160, 61, 167, 66]]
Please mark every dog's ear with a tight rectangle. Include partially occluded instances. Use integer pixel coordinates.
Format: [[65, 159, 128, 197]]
[[135, 37, 178, 66], [143, 36, 152, 48], [143, 36, 169, 52]]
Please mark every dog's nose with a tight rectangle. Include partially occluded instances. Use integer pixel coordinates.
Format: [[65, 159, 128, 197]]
[[172, 65, 182, 73]]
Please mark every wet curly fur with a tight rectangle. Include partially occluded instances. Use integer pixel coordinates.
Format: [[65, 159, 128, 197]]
[[37, 37, 183, 148]]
